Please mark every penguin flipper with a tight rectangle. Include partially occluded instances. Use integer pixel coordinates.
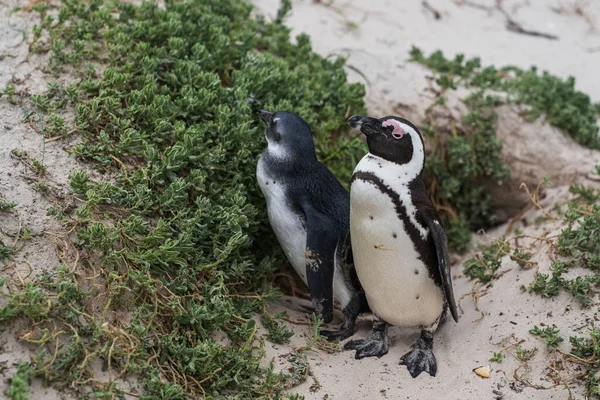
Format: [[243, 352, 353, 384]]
[[424, 217, 459, 323], [302, 203, 337, 324]]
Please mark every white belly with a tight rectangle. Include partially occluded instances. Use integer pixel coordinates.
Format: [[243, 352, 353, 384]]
[[350, 178, 444, 327], [257, 157, 307, 283]]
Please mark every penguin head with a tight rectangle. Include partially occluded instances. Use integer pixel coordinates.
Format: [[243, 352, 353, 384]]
[[347, 115, 425, 169], [259, 110, 317, 161]]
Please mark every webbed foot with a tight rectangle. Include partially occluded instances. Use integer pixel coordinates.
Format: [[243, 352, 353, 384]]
[[320, 291, 364, 342], [399, 330, 437, 378], [344, 336, 389, 359], [343, 317, 388, 359]]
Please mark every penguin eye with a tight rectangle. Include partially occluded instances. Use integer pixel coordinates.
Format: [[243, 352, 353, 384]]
[[382, 119, 406, 139], [269, 125, 282, 141]]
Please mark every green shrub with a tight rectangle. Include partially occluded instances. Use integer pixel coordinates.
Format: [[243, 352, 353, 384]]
[[1, 0, 365, 397]]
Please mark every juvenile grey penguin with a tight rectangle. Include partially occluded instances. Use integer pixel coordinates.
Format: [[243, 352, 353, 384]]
[[344, 114, 458, 378], [256, 110, 367, 340]]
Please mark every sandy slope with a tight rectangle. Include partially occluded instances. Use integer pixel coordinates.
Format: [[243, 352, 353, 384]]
[[1, 0, 599, 399], [253, 0, 600, 113]]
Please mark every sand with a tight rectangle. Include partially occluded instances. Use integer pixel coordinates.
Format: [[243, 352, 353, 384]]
[[1, 0, 600, 398]]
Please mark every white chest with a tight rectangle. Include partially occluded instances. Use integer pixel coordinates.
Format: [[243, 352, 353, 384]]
[[350, 162, 444, 328], [257, 156, 308, 284]]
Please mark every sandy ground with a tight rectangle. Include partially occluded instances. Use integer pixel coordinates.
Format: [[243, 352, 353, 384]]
[[0, 0, 599, 399], [262, 186, 598, 400]]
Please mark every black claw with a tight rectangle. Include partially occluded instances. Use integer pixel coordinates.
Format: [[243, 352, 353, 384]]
[[400, 331, 437, 378], [399, 349, 437, 377]]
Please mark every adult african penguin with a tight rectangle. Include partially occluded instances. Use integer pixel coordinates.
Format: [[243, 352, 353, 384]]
[[256, 110, 367, 340], [344, 114, 458, 378]]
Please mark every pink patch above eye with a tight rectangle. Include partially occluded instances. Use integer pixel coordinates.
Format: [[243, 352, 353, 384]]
[[382, 120, 406, 138]]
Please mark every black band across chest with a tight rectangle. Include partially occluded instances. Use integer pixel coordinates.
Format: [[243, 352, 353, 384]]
[[351, 171, 440, 286]]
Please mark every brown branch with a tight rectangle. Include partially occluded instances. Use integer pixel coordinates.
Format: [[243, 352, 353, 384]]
[[422, 1, 442, 19], [505, 202, 534, 235], [504, 19, 559, 40], [458, 0, 559, 40]]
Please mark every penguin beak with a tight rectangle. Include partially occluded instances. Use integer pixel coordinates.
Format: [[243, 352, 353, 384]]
[[258, 110, 273, 124], [347, 115, 383, 137]]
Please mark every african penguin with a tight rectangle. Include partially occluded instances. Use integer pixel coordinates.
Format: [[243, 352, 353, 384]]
[[256, 110, 367, 340], [344, 114, 458, 378]]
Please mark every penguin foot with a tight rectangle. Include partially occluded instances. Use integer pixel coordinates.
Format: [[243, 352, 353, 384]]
[[320, 293, 365, 342], [343, 337, 389, 359], [320, 327, 353, 342], [399, 331, 437, 378]]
